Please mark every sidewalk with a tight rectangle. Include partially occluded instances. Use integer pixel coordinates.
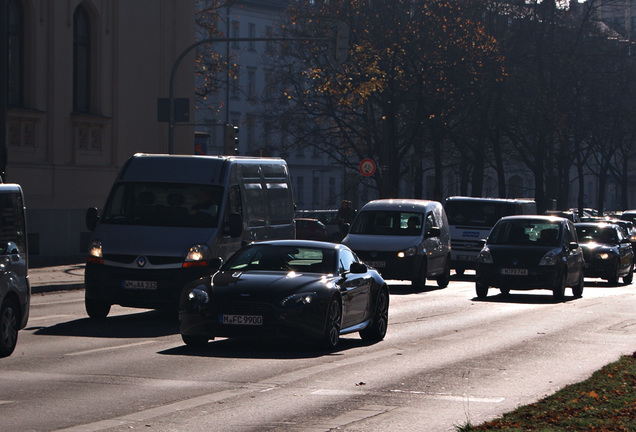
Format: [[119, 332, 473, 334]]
[[29, 257, 86, 294]]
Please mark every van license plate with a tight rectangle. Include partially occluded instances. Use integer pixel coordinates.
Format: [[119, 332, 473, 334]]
[[220, 315, 263, 325], [123, 280, 158, 290], [501, 268, 528, 276]]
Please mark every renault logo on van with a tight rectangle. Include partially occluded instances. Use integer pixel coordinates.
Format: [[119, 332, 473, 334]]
[[137, 256, 147, 267]]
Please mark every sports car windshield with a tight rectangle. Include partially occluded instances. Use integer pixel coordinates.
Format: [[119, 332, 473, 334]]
[[101, 183, 223, 228], [224, 244, 337, 274], [489, 220, 562, 246]]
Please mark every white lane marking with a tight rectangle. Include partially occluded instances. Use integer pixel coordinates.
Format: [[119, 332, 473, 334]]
[[66, 340, 157, 356]]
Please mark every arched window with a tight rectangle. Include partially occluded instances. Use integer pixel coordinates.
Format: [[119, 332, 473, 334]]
[[7, 0, 24, 107], [73, 5, 91, 113]]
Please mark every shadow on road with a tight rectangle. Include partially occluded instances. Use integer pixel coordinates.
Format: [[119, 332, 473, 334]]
[[29, 310, 179, 338], [159, 335, 378, 360]]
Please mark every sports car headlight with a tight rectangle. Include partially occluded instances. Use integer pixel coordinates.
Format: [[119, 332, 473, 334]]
[[188, 287, 210, 304], [539, 250, 559, 266], [280, 292, 318, 307], [398, 247, 417, 258], [595, 252, 612, 260], [477, 247, 493, 264]]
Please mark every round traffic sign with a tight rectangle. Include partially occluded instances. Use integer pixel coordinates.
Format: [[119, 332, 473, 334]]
[[359, 158, 376, 176]]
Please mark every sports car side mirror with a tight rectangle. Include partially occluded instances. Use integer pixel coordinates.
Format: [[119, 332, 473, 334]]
[[350, 262, 367, 274]]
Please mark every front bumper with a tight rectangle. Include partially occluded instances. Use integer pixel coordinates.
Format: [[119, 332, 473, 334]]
[[476, 264, 561, 290], [85, 263, 212, 310]]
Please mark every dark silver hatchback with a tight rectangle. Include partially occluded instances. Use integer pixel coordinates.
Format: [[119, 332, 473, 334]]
[[475, 216, 585, 301]]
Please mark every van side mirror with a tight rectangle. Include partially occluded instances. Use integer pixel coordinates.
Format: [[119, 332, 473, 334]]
[[86, 207, 99, 231], [427, 226, 441, 238], [228, 213, 243, 238]]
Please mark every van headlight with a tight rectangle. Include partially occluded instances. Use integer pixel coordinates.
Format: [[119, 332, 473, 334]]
[[183, 244, 212, 268], [87, 240, 103, 264], [398, 247, 417, 258]]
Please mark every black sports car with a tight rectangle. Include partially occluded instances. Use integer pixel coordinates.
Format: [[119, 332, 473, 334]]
[[179, 240, 389, 350], [575, 222, 634, 285]]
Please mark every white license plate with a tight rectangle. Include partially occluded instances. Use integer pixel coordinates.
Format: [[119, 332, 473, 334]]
[[123, 280, 158, 290], [367, 261, 386, 268], [220, 314, 263, 326], [501, 268, 528, 276]]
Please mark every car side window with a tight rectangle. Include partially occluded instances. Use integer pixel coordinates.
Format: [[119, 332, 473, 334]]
[[339, 249, 357, 273]]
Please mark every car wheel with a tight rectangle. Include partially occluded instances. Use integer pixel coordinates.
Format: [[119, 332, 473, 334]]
[[412, 261, 427, 290], [0, 298, 19, 358], [500, 288, 510, 296], [476, 282, 488, 299], [436, 258, 451, 289], [360, 288, 389, 342], [608, 260, 621, 285], [623, 264, 633, 284], [553, 272, 566, 301], [572, 272, 584, 298], [320, 297, 342, 350], [182, 334, 209, 347], [455, 267, 465, 276], [85, 297, 111, 319]]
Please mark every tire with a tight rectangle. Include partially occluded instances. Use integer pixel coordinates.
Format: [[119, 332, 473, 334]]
[[500, 288, 510, 296], [608, 260, 620, 285], [412, 260, 427, 290], [360, 288, 389, 342], [623, 264, 633, 285], [0, 298, 19, 358], [320, 297, 342, 350], [182, 334, 209, 347], [455, 267, 465, 276], [476, 282, 488, 299], [572, 272, 584, 298], [85, 297, 111, 319], [436, 258, 451, 289], [553, 272, 566, 301]]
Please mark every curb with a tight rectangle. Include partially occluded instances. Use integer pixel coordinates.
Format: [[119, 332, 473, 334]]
[[32, 283, 85, 294]]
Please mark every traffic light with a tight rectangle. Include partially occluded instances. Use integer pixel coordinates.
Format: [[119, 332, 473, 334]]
[[223, 124, 239, 155], [328, 22, 349, 64]]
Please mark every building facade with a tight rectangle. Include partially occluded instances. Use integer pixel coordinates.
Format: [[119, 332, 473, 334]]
[[3, 0, 195, 256]]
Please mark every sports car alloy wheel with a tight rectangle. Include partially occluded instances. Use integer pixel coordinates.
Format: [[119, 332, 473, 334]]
[[360, 289, 389, 342], [0, 299, 18, 357], [321, 297, 342, 350]]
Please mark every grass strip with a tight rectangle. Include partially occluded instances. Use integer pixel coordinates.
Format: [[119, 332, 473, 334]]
[[459, 353, 636, 431]]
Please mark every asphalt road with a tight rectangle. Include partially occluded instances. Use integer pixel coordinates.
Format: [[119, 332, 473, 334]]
[[2, 274, 635, 432]]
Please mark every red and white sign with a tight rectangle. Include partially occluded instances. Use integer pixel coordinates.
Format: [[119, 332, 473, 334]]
[[359, 158, 376, 176]]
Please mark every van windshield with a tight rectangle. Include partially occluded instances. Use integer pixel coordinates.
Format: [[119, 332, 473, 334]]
[[101, 183, 223, 228], [349, 211, 423, 236], [445, 201, 519, 228]]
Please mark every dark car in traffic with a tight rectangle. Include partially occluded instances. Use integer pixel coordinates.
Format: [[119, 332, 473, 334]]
[[475, 216, 585, 301], [179, 240, 389, 350], [295, 218, 329, 241], [574, 222, 634, 285]]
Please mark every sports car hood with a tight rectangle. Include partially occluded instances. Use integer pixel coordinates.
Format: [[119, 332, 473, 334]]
[[211, 270, 332, 298], [342, 234, 420, 252]]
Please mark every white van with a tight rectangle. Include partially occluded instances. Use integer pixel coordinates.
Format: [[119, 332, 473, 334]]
[[342, 199, 451, 289], [444, 196, 537, 275], [0, 184, 29, 357], [84, 154, 295, 318]]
